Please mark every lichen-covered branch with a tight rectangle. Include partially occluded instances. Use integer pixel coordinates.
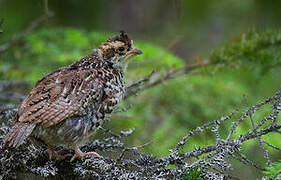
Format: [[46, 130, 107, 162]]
[[0, 86, 280, 179]]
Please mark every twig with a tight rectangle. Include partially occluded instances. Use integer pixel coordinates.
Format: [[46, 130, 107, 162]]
[[184, 151, 219, 169], [229, 152, 266, 171], [99, 127, 123, 138], [251, 88, 280, 132], [210, 167, 241, 180], [172, 123, 281, 163], [263, 140, 281, 151], [146, 61, 209, 88], [112, 98, 136, 114], [124, 71, 155, 99], [117, 141, 151, 162], [172, 109, 237, 153], [0, 0, 53, 54], [226, 94, 275, 140], [126, 71, 155, 89], [243, 94, 272, 167], [271, 91, 281, 125], [238, 124, 281, 143], [124, 61, 210, 99]]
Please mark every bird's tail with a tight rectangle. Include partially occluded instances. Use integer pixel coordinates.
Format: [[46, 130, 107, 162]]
[[3, 122, 36, 148]]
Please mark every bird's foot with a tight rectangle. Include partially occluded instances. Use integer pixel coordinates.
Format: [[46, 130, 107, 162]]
[[70, 144, 101, 162], [47, 146, 72, 160]]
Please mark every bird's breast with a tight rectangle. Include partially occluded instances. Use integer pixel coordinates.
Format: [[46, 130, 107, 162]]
[[32, 113, 101, 146]]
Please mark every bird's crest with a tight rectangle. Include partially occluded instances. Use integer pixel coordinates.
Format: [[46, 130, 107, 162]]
[[107, 31, 132, 48]]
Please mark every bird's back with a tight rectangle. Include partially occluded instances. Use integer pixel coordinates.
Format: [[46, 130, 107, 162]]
[[4, 52, 108, 147]]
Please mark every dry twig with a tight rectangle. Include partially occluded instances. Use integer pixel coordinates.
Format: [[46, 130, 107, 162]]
[[125, 61, 210, 99]]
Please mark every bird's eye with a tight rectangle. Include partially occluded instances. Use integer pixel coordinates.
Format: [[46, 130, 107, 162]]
[[118, 47, 125, 52]]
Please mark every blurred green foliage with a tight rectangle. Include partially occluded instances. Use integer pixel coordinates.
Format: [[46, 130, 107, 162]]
[[210, 30, 281, 74], [263, 161, 281, 179], [0, 28, 183, 82], [181, 168, 205, 180]]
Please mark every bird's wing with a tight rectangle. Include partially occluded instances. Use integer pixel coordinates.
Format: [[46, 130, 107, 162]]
[[17, 68, 103, 128]]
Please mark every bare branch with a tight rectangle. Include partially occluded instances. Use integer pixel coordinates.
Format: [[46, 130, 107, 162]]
[[263, 140, 281, 151], [125, 61, 210, 99], [117, 141, 151, 162], [230, 152, 266, 171]]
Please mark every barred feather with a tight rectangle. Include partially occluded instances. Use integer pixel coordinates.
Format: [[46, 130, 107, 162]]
[[3, 122, 35, 148]]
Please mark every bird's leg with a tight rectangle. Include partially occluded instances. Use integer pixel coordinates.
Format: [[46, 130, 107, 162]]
[[47, 145, 71, 160], [70, 144, 101, 162], [47, 145, 57, 160]]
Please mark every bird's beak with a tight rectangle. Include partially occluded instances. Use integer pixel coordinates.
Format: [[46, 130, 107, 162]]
[[131, 48, 143, 55], [125, 47, 143, 61]]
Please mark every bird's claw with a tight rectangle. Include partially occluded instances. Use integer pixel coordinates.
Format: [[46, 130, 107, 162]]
[[70, 144, 101, 162]]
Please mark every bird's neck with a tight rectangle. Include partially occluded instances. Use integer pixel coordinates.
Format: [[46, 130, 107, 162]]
[[71, 49, 127, 75], [94, 49, 128, 73]]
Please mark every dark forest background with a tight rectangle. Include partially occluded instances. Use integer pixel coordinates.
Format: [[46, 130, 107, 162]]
[[0, 1, 281, 179]]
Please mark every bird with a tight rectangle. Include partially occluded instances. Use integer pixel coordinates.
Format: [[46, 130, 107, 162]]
[[3, 31, 143, 161]]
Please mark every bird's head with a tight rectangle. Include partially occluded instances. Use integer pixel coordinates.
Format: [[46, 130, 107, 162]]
[[98, 31, 142, 70]]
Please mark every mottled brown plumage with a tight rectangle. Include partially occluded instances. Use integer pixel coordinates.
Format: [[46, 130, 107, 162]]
[[4, 31, 142, 161]]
